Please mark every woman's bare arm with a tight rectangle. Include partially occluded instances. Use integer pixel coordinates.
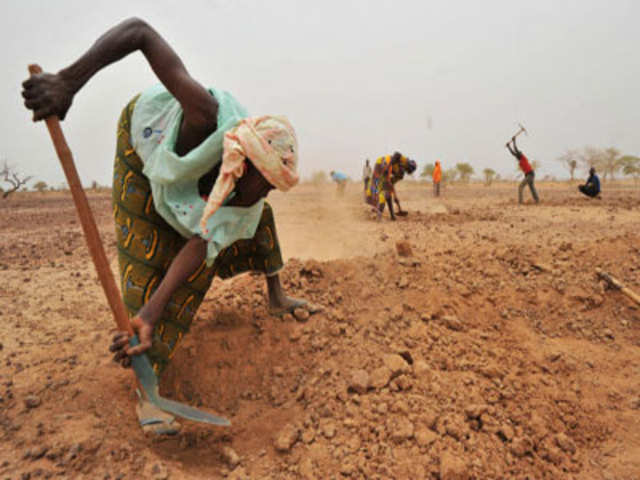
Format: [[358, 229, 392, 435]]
[[22, 17, 216, 131], [124, 236, 207, 356]]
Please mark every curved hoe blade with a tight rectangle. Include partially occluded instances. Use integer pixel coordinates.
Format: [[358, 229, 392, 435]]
[[129, 336, 230, 426]]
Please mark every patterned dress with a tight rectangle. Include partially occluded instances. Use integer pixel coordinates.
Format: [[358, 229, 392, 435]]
[[113, 96, 284, 375]]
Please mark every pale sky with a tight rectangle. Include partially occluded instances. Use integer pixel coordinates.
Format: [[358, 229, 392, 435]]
[[2, 0, 639, 187]]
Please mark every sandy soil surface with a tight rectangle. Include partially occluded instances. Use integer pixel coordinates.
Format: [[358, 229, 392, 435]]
[[1, 181, 639, 479]]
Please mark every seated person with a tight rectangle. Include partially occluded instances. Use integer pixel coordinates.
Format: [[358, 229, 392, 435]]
[[578, 167, 601, 198]]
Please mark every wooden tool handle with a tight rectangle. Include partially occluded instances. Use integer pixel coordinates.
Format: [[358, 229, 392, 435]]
[[28, 64, 133, 335], [596, 268, 640, 306]]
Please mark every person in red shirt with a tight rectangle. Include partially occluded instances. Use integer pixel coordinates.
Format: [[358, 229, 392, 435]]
[[506, 136, 539, 204]]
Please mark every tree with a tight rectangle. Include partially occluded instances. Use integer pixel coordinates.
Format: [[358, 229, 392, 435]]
[[1, 161, 33, 199], [483, 168, 496, 186], [621, 155, 640, 184], [601, 147, 623, 181], [557, 149, 579, 181], [420, 163, 435, 178], [455, 162, 474, 183], [579, 146, 623, 181], [33, 181, 48, 193]]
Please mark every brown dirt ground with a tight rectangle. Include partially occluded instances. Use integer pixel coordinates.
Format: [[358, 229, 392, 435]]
[[0, 181, 639, 480]]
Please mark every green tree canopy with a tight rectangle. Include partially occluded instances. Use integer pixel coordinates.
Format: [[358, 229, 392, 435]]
[[33, 181, 48, 192], [455, 162, 474, 182], [483, 168, 496, 186]]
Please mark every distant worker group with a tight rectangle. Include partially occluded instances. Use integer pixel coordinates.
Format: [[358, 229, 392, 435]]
[[339, 129, 603, 223]]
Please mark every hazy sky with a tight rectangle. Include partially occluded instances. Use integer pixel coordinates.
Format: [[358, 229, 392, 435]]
[[2, 0, 639, 187]]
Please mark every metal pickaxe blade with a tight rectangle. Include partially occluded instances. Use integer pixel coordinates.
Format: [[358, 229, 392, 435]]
[[513, 123, 528, 139], [27, 64, 230, 427], [129, 337, 230, 425]]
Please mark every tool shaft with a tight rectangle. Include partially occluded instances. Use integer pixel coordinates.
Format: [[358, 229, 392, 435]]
[[28, 64, 132, 335]]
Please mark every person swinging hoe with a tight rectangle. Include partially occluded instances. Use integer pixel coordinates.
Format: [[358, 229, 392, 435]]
[[506, 136, 540, 205], [22, 18, 320, 435]]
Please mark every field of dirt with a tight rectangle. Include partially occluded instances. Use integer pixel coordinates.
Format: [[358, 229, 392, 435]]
[[1, 181, 639, 480]]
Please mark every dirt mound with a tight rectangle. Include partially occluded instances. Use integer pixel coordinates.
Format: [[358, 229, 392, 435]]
[[1, 184, 639, 479]]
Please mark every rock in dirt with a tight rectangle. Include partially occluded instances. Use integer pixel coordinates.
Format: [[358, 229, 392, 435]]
[[221, 446, 241, 469], [145, 463, 169, 480], [370, 366, 393, 389], [299, 457, 315, 480], [555, 433, 576, 455], [30, 445, 48, 460], [510, 436, 533, 457], [390, 304, 404, 321], [301, 429, 315, 444], [382, 353, 410, 377], [294, 307, 310, 322], [396, 241, 413, 257], [24, 394, 41, 409], [227, 467, 250, 480], [413, 360, 430, 378], [348, 370, 370, 394], [320, 419, 337, 439], [415, 428, 438, 447], [442, 315, 464, 331], [440, 451, 468, 480], [389, 417, 414, 443], [274, 423, 300, 452]]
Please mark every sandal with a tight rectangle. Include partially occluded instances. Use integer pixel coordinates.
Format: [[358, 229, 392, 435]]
[[136, 393, 181, 436], [269, 299, 323, 318]]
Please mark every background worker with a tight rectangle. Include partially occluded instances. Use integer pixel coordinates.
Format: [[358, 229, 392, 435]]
[[362, 159, 372, 199], [330, 170, 348, 195], [506, 137, 539, 204], [432, 160, 442, 197], [366, 152, 415, 220], [578, 167, 601, 198]]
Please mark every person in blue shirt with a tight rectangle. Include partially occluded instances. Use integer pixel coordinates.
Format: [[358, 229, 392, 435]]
[[330, 170, 348, 195], [578, 167, 601, 198]]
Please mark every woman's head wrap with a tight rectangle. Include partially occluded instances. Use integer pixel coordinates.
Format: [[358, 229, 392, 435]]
[[200, 116, 299, 231]]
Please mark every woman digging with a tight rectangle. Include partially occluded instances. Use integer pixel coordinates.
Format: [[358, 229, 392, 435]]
[[22, 17, 318, 434]]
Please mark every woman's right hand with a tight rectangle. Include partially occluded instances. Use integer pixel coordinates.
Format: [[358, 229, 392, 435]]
[[109, 316, 155, 368], [22, 72, 75, 121]]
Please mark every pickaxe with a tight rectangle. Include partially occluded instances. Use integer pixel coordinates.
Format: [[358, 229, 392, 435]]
[[596, 268, 640, 306], [27, 64, 230, 427], [511, 123, 528, 141]]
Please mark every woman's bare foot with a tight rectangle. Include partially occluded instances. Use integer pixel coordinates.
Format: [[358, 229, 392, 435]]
[[266, 273, 321, 316]]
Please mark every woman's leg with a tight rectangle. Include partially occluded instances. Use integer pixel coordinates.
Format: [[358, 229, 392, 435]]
[[212, 202, 309, 313]]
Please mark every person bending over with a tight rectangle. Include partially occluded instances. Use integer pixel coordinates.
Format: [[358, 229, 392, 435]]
[[22, 18, 318, 435]]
